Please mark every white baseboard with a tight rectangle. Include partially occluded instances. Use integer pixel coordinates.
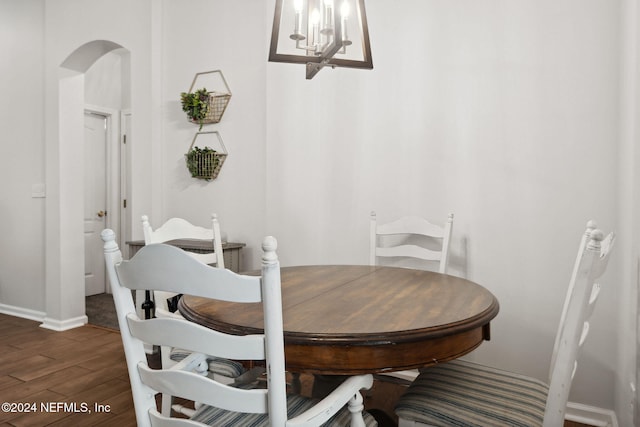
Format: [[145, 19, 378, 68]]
[[0, 303, 46, 322], [40, 315, 88, 331], [566, 402, 618, 427], [0, 304, 88, 331]]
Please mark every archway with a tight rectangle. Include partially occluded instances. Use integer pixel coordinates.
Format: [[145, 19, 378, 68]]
[[42, 40, 131, 331]]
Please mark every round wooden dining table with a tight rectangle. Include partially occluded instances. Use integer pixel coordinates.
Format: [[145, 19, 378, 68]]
[[179, 265, 499, 375]]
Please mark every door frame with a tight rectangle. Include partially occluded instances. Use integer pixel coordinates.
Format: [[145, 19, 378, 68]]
[[84, 104, 122, 293], [120, 109, 132, 253]]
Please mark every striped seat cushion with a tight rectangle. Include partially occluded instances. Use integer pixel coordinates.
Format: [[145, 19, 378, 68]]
[[395, 360, 549, 427], [169, 348, 245, 379], [191, 394, 378, 426]]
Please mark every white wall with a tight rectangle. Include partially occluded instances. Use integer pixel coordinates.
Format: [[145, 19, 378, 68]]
[[85, 50, 126, 110], [0, 0, 46, 316], [618, 1, 640, 424], [266, 0, 621, 412], [160, 0, 267, 269]]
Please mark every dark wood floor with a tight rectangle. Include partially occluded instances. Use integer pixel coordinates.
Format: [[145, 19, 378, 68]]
[[0, 314, 135, 426], [0, 313, 591, 427]]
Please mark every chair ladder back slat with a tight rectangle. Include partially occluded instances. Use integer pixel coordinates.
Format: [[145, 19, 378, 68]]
[[589, 283, 601, 305], [577, 283, 601, 325], [593, 248, 613, 279], [143, 217, 213, 243], [376, 245, 443, 262], [116, 244, 262, 303], [376, 216, 446, 237], [126, 314, 267, 361], [138, 364, 269, 414], [578, 321, 590, 347]]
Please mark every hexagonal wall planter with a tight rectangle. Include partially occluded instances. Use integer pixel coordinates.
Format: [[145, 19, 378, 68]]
[[180, 70, 232, 128], [185, 131, 228, 181]]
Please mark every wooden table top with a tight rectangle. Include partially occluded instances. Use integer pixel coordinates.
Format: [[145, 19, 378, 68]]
[[179, 265, 499, 375]]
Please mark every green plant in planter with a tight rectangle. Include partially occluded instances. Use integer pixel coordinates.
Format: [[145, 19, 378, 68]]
[[185, 146, 220, 180], [180, 87, 210, 130]]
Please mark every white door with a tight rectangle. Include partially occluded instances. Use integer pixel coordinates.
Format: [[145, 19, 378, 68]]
[[84, 111, 108, 296]]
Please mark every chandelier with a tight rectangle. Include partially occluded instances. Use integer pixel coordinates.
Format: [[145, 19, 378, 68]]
[[268, 0, 373, 79]]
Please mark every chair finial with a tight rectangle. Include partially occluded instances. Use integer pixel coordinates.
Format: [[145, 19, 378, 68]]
[[101, 229, 119, 252], [141, 215, 149, 223], [587, 229, 604, 251], [211, 213, 220, 228], [262, 236, 278, 264]]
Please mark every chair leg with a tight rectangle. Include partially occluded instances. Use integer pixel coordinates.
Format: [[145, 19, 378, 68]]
[[348, 392, 367, 427], [161, 393, 172, 417], [171, 403, 196, 417]]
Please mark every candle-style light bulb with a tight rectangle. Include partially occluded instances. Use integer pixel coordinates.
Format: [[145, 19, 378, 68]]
[[322, 0, 334, 36], [324, 0, 334, 25], [311, 8, 320, 51], [311, 8, 320, 24], [340, 0, 351, 46], [340, 0, 349, 18], [291, 0, 305, 41]]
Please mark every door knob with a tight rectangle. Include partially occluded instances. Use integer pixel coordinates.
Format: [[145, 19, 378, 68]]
[[97, 210, 107, 218]]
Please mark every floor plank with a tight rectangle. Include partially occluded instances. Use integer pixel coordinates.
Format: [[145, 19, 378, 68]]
[[7, 367, 92, 402]]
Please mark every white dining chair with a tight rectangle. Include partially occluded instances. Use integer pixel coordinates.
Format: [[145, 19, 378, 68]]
[[369, 211, 454, 383], [369, 211, 454, 274], [141, 214, 246, 416], [141, 213, 225, 317], [394, 222, 615, 427], [142, 214, 224, 266], [102, 230, 377, 427]]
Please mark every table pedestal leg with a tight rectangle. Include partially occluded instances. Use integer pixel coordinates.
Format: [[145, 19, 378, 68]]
[[290, 373, 302, 394]]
